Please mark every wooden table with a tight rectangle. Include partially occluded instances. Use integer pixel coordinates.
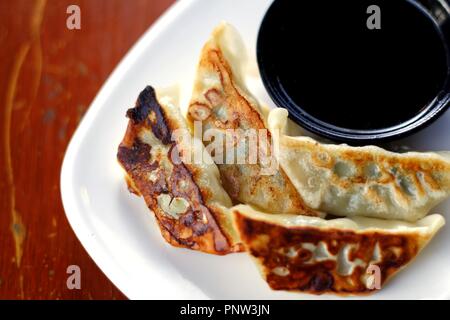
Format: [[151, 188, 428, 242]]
[[0, 0, 175, 299]]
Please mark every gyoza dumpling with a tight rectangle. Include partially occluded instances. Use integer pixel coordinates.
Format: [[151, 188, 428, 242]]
[[187, 22, 322, 217], [232, 204, 445, 295], [117, 85, 242, 254], [268, 108, 450, 222]]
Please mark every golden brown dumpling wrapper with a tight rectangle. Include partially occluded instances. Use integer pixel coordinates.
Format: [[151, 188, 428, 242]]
[[233, 204, 445, 295], [117, 85, 242, 254], [187, 23, 322, 217]]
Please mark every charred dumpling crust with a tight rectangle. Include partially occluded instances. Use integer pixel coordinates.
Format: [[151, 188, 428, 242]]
[[117, 86, 242, 255], [233, 205, 444, 295], [187, 23, 322, 217]]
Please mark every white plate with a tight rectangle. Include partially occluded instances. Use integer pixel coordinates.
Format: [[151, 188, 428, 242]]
[[61, 0, 450, 299]]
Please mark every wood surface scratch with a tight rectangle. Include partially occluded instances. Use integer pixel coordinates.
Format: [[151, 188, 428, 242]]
[[0, 0, 173, 299], [2, 0, 47, 268]]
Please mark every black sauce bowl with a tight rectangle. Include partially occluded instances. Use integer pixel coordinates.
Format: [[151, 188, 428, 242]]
[[257, 0, 450, 144]]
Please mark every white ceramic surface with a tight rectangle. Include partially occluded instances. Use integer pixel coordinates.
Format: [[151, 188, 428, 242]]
[[61, 0, 450, 299]]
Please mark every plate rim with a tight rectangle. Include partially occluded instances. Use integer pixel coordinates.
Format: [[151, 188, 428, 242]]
[[60, 0, 209, 300]]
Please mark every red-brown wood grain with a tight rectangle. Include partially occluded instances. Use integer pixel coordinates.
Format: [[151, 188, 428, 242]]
[[0, 0, 175, 299]]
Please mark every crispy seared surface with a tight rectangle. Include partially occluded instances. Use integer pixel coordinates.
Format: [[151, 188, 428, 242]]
[[187, 25, 321, 216], [234, 209, 435, 295], [117, 86, 241, 254]]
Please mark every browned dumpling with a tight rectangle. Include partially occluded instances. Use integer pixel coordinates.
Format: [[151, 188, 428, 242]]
[[233, 204, 445, 295], [117, 85, 242, 254], [187, 23, 322, 217]]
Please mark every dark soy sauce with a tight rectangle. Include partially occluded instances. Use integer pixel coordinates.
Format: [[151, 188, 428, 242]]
[[260, 0, 448, 130]]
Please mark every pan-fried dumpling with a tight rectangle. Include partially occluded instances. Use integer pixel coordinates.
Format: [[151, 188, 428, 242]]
[[117, 85, 242, 254], [268, 108, 450, 222], [187, 22, 322, 217], [233, 204, 445, 295]]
